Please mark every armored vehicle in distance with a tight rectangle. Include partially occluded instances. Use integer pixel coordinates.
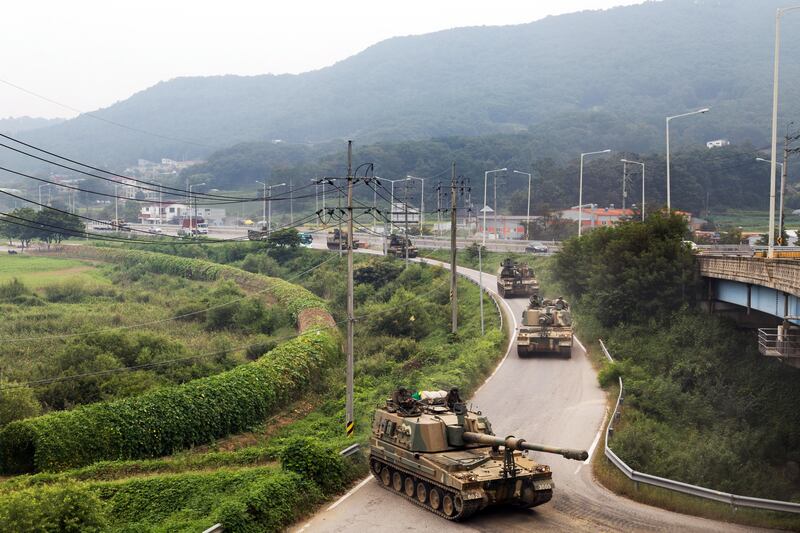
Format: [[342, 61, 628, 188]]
[[386, 234, 418, 258], [326, 228, 359, 250], [369, 388, 587, 520], [496, 258, 539, 298], [517, 297, 573, 357]]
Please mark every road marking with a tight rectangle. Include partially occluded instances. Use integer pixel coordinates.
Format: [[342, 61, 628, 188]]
[[573, 335, 587, 353], [296, 522, 312, 533], [326, 476, 372, 511]]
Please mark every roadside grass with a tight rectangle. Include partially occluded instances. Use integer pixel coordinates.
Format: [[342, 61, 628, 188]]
[[707, 209, 800, 234]]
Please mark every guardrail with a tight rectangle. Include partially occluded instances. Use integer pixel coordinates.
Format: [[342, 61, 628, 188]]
[[599, 339, 800, 514]]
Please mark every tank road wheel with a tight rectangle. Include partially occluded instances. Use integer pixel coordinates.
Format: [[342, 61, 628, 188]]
[[416, 482, 427, 504], [370, 459, 382, 476], [392, 471, 403, 492], [404, 476, 416, 497], [442, 494, 455, 517], [380, 467, 391, 487], [429, 488, 442, 510], [453, 494, 464, 515]]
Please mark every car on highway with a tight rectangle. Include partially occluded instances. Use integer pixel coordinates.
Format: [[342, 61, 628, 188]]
[[525, 244, 549, 254]]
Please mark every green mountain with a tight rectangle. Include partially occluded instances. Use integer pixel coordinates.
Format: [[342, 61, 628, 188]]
[[0, 116, 64, 134], [8, 0, 800, 168]]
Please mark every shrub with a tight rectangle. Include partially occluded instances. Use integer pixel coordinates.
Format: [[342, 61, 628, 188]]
[[0, 481, 107, 532], [0, 329, 340, 473], [42, 280, 116, 303], [279, 436, 345, 493], [0, 278, 30, 300], [0, 381, 42, 427]]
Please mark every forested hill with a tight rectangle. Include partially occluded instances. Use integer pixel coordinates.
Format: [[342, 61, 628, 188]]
[[0, 116, 64, 134], [13, 0, 800, 167]]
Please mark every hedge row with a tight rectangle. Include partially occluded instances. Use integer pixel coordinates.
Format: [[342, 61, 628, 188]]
[[39, 246, 328, 325], [0, 329, 339, 473]]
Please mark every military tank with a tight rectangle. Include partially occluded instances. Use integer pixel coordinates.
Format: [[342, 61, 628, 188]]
[[369, 388, 588, 520], [326, 228, 359, 250], [386, 234, 418, 258], [517, 297, 573, 357], [496, 258, 539, 298]]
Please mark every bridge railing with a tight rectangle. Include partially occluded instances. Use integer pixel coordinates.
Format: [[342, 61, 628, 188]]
[[758, 328, 800, 360], [599, 339, 800, 514]]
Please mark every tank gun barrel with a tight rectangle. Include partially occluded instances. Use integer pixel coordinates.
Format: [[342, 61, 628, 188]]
[[462, 432, 588, 461]]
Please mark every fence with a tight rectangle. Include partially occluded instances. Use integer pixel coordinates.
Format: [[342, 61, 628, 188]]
[[599, 339, 800, 514]]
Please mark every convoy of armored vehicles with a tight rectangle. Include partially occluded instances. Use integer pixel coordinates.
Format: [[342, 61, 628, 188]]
[[369, 388, 587, 520], [496, 258, 539, 298], [326, 228, 359, 250]]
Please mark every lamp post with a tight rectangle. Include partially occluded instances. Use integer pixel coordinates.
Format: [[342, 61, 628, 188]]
[[375, 177, 404, 234], [255, 180, 267, 227], [620, 159, 646, 221], [768, 6, 800, 257], [189, 182, 205, 234], [266, 182, 286, 238], [512, 170, 532, 240], [483, 168, 507, 245], [757, 157, 786, 243], [666, 108, 710, 211], [405, 175, 425, 235], [578, 150, 610, 237]]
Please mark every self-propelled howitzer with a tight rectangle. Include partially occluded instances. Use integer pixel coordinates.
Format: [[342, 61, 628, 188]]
[[369, 388, 588, 520]]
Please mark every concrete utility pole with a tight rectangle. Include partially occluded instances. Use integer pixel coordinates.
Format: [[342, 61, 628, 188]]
[[622, 160, 628, 211], [404, 179, 410, 266], [289, 179, 294, 224], [450, 162, 458, 335], [345, 140, 355, 437], [255, 180, 267, 227], [478, 244, 484, 335], [621, 159, 645, 221], [781, 132, 790, 243]]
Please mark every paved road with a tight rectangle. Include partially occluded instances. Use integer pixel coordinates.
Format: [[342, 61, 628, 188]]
[[295, 259, 763, 532]]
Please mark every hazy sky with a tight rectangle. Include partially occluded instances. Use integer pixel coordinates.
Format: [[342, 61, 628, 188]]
[[1, 0, 644, 119]]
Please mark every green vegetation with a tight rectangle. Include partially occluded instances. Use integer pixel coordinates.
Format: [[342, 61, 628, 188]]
[[553, 212, 800, 503], [0, 255, 103, 287], [0, 208, 85, 247]]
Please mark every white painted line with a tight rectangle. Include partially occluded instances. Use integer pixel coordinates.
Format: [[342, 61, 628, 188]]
[[584, 411, 607, 465], [296, 521, 312, 533], [573, 335, 587, 354], [326, 476, 372, 511]]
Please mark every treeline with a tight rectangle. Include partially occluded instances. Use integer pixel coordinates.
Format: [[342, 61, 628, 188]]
[[182, 137, 781, 216], [553, 213, 800, 500]]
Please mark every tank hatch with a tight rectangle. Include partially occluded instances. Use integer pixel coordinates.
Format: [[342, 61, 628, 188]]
[[427, 450, 491, 471]]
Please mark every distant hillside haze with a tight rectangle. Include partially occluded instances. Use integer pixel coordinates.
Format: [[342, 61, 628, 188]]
[[9, 0, 800, 167], [0, 116, 65, 134]]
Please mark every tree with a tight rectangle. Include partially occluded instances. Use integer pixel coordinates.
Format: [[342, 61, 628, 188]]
[[0, 208, 38, 248], [31, 210, 85, 246]]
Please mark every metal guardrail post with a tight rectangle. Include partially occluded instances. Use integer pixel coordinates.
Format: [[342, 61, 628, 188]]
[[599, 338, 800, 514]]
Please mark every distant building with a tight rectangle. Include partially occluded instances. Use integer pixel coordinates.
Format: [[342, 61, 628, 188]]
[[559, 206, 636, 230], [390, 202, 420, 225], [706, 139, 731, 149]]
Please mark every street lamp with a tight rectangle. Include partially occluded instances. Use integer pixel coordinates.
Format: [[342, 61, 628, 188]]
[[512, 170, 532, 240], [666, 108, 710, 210], [189, 182, 205, 233], [255, 180, 267, 227], [405, 175, 425, 235], [578, 150, 611, 237], [768, 6, 800, 257], [374, 177, 405, 234], [620, 159, 646, 221], [267, 182, 286, 237], [483, 168, 507, 245], [757, 157, 787, 244]]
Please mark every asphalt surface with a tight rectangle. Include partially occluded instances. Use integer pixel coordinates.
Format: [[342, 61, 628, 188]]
[[295, 258, 764, 532]]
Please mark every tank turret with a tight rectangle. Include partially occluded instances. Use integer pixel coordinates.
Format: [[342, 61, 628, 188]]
[[369, 388, 588, 520]]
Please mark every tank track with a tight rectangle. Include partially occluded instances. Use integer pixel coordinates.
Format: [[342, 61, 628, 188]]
[[370, 456, 482, 521]]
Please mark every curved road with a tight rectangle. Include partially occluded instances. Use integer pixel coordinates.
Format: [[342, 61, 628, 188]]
[[294, 255, 762, 532]]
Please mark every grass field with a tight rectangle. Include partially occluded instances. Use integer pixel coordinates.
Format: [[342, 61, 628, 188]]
[[0, 255, 106, 288], [707, 210, 800, 233]]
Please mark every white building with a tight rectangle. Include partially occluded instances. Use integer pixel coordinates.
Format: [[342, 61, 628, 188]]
[[706, 139, 731, 149], [390, 202, 420, 224], [140, 203, 189, 224]]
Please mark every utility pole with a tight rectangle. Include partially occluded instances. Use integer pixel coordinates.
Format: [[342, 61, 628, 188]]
[[436, 182, 441, 242], [345, 141, 355, 438], [404, 179, 410, 266], [289, 179, 294, 225], [478, 244, 484, 335], [622, 160, 628, 211], [780, 133, 789, 244], [450, 162, 458, 335]]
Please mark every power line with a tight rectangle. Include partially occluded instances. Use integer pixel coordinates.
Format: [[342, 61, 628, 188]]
[[0, 78, 214, 149]]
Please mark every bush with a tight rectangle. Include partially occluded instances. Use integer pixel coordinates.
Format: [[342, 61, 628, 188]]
[[0, 381, 42, 427], [0, 481, 107, 532], [216, 471, 323, 533], [0, 329, 339, 473], [0, 278, 30, 300], [279, 436, 345, 493], [42, 280, 116, 303]]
